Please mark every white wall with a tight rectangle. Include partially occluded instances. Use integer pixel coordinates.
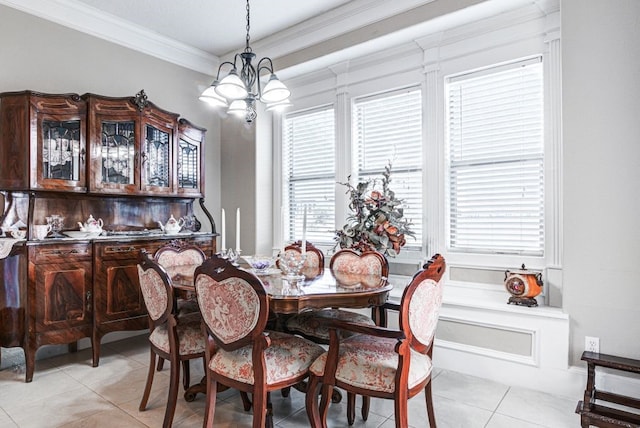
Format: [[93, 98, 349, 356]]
[[0, 4, 222, 228], [561, 0, 640, 364]]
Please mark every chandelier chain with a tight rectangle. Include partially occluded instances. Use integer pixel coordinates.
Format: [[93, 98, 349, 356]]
[[245, 0, 252, 53]]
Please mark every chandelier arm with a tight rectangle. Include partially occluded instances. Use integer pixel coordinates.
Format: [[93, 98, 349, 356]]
[[256, 57, 275, 74], [215, 60, 238, 80], [256, 58, 276, 99]]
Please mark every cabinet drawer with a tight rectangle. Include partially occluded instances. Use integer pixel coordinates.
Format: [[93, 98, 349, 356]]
[[96, 241, 164, 261], [31, 244, 92, 263]]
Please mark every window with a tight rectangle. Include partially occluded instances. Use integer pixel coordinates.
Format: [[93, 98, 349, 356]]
[[353, 87, 423, 251], [445, 57, 544, 256], [282, 106, 335, 244]]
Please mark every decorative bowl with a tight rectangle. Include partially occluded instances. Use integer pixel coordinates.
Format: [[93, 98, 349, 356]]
[[243, 255, 276, 275]]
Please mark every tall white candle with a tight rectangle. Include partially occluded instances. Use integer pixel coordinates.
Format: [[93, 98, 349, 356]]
[[281, 205, 286, 252], [235, 207, 241, 252], [301, 205, 307, 255], [220, 208, 226, 251]]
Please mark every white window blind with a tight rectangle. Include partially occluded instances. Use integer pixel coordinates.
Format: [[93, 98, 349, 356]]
[[353, 87, 423, 250], [283, 106, 335, 244], [446, 57, 544, 256]]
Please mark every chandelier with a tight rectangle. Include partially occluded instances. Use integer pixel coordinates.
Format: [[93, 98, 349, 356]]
[[199, 0, 292, 123]]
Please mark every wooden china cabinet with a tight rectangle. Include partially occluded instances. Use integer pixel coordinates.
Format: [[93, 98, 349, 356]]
[[0, 90, 214, 381]]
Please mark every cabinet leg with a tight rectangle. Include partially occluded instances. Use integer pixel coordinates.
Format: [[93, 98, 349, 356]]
[[25, 346, 35, 383], [68, 341, 78, 353], [92, 332, 101, 367]]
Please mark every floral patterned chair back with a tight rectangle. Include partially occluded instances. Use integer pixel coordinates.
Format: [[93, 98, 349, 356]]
[[153, 242, 205, 316], [195, 256, 269, 350], [137, 250, 172, 324], [330, 248, 389, 277], [195, 266, 265, 346], [400, 254, 445, 352], [154, 242, 205, 272]]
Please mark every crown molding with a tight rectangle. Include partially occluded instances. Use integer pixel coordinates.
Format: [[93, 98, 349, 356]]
[[0, 0, 219, 75], [243, 0, 435, 60]]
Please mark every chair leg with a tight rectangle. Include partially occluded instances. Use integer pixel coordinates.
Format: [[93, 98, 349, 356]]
[[162, 355, 181, 428], [252, 388, 268, 428], [266, 392, 274, 428], [347, 392, 356, 425], [240, 391, 252, 411], [157, 357, 165, 371], [394, 390, 409, 428], [182, 360, 190, 390], [139, 350, 157, 411], [319, 383, 333, 428], [425, 381, 437, 427], [281, 386, 291, 397], [361, 395, 370, 421], [203, 376, 218, 428], [305, 375, 322, 428]]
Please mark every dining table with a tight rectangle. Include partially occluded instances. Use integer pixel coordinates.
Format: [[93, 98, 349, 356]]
[[167, 263, 393, 316], [164, 260, 394, 401]]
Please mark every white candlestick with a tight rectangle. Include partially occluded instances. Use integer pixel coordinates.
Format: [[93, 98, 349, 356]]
[[220, 208, 226, 251], [281, 205, 286, 252], [301, 205, 307, 255], [235, 207, 241, 252]]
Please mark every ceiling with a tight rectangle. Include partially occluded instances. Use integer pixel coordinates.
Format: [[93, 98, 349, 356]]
[[71, 0, 357, 57], [0, 0, 552, 76]]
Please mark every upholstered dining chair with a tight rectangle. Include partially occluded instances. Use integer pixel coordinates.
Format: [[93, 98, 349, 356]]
[[136, 249, 206, 428], [305, 253, 446, 428], [153, 242, 206, 377], [194, 255, 325, 428], [285, 248, 389, 343]]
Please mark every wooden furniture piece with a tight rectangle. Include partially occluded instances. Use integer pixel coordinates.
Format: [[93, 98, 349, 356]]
[[0, 90, 205, 197], [168, 262, 392, 403], [0, 92, 87, 192], [170, 266, 392, 317], [576, 351, 640, 427], [27, 241, 93, 377], [153, 241, 205, 375], [194, 256, 325, 428], [0, 89, 214, 382], [154, 241, 205, 313], [137, 249, 206, 428], [285, 248, 389, 343], [306, 254, 445, 428]]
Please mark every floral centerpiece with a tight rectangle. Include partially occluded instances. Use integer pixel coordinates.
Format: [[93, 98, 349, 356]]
[[334, 163, 414, 257]]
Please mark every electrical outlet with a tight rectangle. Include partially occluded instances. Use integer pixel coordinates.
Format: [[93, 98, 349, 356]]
[[585, 336, 600, 353]]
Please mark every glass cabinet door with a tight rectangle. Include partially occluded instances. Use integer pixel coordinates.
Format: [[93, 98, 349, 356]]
[[178, 138, 199, 190], [176, 119, 205, 196], [32, 93, 87, 192], [42, 120, 82, 181], [100, 121, 136, 186], [142, 124, 170, 188]]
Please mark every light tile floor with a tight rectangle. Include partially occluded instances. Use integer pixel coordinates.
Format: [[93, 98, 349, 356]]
[[0, 335, 581, 427]]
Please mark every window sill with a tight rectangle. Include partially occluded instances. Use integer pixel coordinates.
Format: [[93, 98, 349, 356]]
[[387, 273, 566, 320]]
